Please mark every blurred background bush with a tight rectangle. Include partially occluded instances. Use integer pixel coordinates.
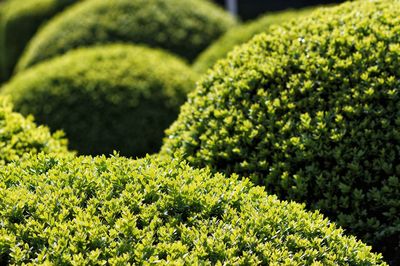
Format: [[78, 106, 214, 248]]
[[2, 44, 199, 157], [0, 0, 80, 83]]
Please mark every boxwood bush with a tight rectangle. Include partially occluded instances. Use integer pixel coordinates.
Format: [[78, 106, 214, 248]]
[[0, 0, 78, 82], [162, 0, 400, 263], [2, 44, 199, 157], [0, 97, 70, 165], [16, 0, 237, 72], [193, 8, 314, 73], [0, 153, 386, 265]]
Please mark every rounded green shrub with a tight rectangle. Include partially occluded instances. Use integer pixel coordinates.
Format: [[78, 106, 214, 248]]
[[162, 0, 400, 263], [16, 0, 237, 72], [193, 8, 314, 73], [0, 97, 70, 165], [0, 153, 386, 265], [0, 0, 79, 82], [2, 44, 199, 157]]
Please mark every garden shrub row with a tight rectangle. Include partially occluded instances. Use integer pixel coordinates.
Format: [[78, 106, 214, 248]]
[[0, 153, 386, 265], [0, 97, 70, 165], [193, 7, 315, 73], [0, 0, 78, 82], [1, 44, 199, 157], [162, 0, 400, 263], [16, 0, 237, 72]]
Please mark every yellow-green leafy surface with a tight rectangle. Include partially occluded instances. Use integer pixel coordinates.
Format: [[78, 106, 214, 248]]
[[0, 154, 386, 265], [0, 97, 70, 165], [162, 0, 400, 262]]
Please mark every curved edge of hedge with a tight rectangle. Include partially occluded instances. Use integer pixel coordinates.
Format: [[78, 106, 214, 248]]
[[193, 7, 315, 73]]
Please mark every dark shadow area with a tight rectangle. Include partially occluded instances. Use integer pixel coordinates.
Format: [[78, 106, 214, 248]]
[[213, 0, 346, 20]]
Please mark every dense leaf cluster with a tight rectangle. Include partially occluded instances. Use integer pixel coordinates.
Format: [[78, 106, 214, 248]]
[[193, 8, 314, 73], [0, 0, 78, 82], [16, 0, 237, 72], [162, 0, 400, 263], [2, 44, 199, 156], [0, 97, 70, 165], [0, 154, 386, 265]]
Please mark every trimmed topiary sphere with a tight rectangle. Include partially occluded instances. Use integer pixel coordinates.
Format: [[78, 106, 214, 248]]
[[0, 0, 78, 82], [2, 44, 199, 157], [0, 153, 386, 265], [162, 0, 400, 263], [16, 0, 237, 72], [193, 8, 314, 73], [0, 97, 70, 165]]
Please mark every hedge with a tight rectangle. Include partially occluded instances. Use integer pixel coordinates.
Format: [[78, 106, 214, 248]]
[[0, 0, 79, 83], [0, 153, 386, 265], [0, 97, 70, 165], [162, 0, 400, 263], [2, 44, 199, 157], [16, 0, 237, 72], [193, 8, 314, 73]]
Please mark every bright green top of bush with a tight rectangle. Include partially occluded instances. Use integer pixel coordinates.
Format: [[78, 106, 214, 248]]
[[2, 44, 199, 157], [0, 153, 386, 265], [162, 0, 400, 263], [193, 8, 314, 73], [0, 97, 70, 165], [16, 0, 237, 72], [0, 0, 79, 82]]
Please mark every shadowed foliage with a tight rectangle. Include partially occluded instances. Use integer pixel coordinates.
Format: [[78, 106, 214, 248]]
[[16, 0, 237, 72], [0, 0, 79, 82], [2, 44, 199, 157]]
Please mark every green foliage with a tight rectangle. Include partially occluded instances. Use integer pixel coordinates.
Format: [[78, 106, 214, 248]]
[[0, 97, 70, 165], [162, 0, 400, 263], [193, 8, 314, 73], [0, 0, 79, 82], [16, 0, 237, 72], [2, 44, 199, 157], [0, 153, 386, 265]]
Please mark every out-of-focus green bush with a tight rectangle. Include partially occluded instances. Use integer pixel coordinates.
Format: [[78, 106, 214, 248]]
[[0, 0, 79, 82], [16, 0, 237, 72], [2, 44, 199, 157]]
